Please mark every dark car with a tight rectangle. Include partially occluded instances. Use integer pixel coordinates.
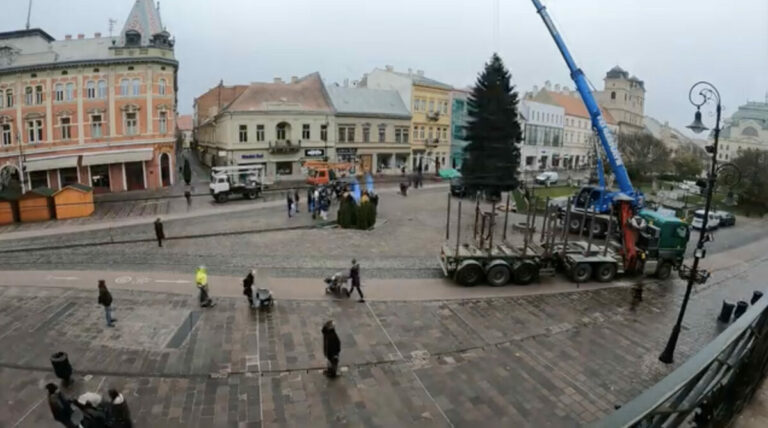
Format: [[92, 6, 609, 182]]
[[450, 178, 467, 197], [716, 211, 736, 227]]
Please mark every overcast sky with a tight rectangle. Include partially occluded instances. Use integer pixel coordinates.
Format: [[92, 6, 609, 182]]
[[4, 0, 767, 135]]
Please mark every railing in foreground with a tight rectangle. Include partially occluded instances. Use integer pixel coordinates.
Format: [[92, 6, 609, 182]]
[[595, 292, 768, 428]]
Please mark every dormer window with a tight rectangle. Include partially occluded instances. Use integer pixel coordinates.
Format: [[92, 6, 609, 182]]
[[125, 30, 141, 47]]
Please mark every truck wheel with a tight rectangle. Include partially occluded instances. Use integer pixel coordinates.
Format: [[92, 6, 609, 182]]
[[569, 218, 582, 234], [571, 263, 592, 283], [594, 263, 617, 282], [244, 190, 257, 200], [215, 193, 228, 203], [590, 220, 606, 237], [486, 264, 511, 287], [656, 262, 672, 280], [455, 262, 484, 287], [512, 261, 539, 285]]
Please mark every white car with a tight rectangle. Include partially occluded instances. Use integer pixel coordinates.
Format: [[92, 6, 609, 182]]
[[535, 171, 559, 186], [691, 209, 720, 231]]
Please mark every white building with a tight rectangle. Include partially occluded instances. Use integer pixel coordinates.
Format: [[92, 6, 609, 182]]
[[518, 99, 565, 171], [717, 100, 768, 162]]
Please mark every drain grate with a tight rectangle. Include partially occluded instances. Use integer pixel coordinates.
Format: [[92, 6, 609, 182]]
[[165, 310, 201, 349]]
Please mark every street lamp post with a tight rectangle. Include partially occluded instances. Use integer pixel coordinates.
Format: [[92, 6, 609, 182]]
[[658, 81, 721, 364]]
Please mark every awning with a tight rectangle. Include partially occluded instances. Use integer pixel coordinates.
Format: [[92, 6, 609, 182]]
[[82, 149, 153, 166], [25, 156, 78, 172]]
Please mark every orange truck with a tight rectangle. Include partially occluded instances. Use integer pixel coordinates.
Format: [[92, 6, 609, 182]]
[[305, 161, 355, 186]]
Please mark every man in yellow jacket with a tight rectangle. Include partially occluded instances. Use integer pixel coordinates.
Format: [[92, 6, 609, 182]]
[[195, 266, 215, 308]]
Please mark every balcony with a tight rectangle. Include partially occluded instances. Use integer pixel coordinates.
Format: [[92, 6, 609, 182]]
[[425, 138, 440, 147], [426, 111, 441, 122], [268, 139, 301, 154]]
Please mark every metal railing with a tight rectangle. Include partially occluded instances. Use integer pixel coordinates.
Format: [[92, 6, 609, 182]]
[[595, 292, 768, 428]]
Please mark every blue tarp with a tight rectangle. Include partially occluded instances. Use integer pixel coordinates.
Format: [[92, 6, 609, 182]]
[[350, 179, 361, 202], [365, 173, 375, 194]]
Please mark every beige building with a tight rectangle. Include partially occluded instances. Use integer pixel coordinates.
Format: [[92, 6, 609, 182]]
[[643, 116, 706, 158], [596, 66, 645, 135], [717, 100, 768, 162], [360, 66, 452, 173], [195, 73, 335, 181], [325, 85, 411, 174]]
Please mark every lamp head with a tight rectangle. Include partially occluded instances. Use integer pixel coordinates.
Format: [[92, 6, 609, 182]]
[[687, 109, 709, 134]]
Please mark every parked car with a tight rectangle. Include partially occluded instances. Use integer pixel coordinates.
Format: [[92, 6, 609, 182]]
[[450, 178, 467, 197], [691, 209, 720, 231], [535, 171, 559, 186], [715, 210, 736, 227]]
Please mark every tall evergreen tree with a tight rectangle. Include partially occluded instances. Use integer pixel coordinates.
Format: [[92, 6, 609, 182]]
[[462, 53, 523, 195]]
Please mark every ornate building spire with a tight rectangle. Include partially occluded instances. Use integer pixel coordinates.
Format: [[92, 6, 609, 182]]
[[120, 0, 166, 47]]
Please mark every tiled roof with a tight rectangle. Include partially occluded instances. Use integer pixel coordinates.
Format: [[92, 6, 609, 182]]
[[535, 90, 616, 124], [0, 35, 121, 70], [224, 73, 333, 114], [121, 0, 165, 46], [176, 114, 193, 131], [325, 86, 410, 118], [389, 70, 453, 90]]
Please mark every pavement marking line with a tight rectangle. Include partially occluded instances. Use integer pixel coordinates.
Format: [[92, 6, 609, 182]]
[[12, 398, 43, 428], [365, 301, 454, 427], [155, 279, 192, 284], [47, 275, 79, 281], [256, 306, 264, 425]]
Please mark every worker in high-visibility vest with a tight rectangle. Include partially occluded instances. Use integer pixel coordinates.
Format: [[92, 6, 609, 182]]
[[195, 266, 214, 308]]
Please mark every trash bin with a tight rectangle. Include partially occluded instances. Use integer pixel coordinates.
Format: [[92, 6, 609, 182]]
[[734, 301, 749, 320], [717, 300, 735, 323], [751, 291, 764, 305], [50, 351, 72, 384]]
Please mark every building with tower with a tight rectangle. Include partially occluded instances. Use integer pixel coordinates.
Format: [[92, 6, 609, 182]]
[[595, 66, 645, 135], [0, 0, 178, 195]]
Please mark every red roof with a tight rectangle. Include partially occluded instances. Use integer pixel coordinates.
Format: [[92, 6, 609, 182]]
[[176, 114, 193, 131], [536, 90, 616, 124]]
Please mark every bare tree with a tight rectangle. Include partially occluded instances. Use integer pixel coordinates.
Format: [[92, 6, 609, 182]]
[[618, 132, 671, 180]]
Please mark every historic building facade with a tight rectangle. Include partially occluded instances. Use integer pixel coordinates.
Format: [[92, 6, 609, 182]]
[[0, 0, 177, 194], [518, 99, 565, 171], [595, 66, 645, 135], [717, 100, 768, 162]]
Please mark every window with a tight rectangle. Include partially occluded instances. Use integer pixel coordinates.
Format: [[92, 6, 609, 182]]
[[125, 30, 141, 47], [35, 85, 43, 104], [525, 156, 535, 166], [420, 99, 426, 112], [6, 89, 13, 107], [413, 98, 420, 111], [276, 161, 293, 176], [347, 126, 355, 142], [1, 124, 11, 146], [55, 84, 64, 102], [256, 125, 265, 141], [403, 128, 409, 144], [65, 83, 75, 101], [125, 112, 137, 135], [610, 91, 616, 100], [428, 127, 433, 139], [25, 87, 33, 105], [742, 127, 758, 137], [60, 117, 71, 140], [302, 124, 310, 139], [158, 79, 166, 95], [59, 167, 78, 187], [239, 124, 248, 142], [90, 164, 110, 189], [395, 128, 402, 144], [441, 101, 448, 114], [97, 80, 107, 99], [320, 124, 327, 142], [362, 126, 370, 143], [27, 119, 43, 143], [419, 126, 424, 139], [30, 171, 48, 188], [338, 126, 346, 143], [159, 111, 167, 134], [86, 81, 96, 99], [91, 115, 103, 138], [120, 79, 130, 96], [428, 100, 434, 112], [378, 125, 385, 142], [132, 79, 140, 96], [276, 123, 287, 140]]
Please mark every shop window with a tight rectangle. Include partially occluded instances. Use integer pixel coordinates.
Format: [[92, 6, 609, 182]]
[[90, 164, 110, 189], [276, 162, 293, 176], [29, 171, 48, 189], [59, 167, 78, 186]]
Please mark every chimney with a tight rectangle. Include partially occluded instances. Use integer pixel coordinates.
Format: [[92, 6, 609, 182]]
[[77, 34, 85, 40], [343, 78, 349, 88], [385, 65, 394, 71], [544, 80, 551, 90], [290, 76, 298, 83], [554, 83, 561, 92], [417, 70, 424, 76], [65, 34, 72, 40], [273, 77, 283, 84], [94, 32, 101, 38]]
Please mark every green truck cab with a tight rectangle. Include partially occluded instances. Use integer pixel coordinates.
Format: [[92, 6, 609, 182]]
[[636, 209, 691, 279]]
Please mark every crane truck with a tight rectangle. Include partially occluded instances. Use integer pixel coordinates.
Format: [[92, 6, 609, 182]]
[[209, 165, 265, 203]]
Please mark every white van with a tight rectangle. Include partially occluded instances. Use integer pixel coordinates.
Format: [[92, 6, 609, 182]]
[[691, 209, 719, 231], [535, 171, 559, 186]]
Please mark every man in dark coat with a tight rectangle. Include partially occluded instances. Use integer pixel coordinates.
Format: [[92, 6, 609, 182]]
[[322, 320, 341, 377], [349, 259, 364, 302], [46, 383, 76, 428], [154, 218, 165, 247], [294, 190, 300, 213], [98, 280, 116, 327], [243, 269, 255, 308], [107, 388, 133, 428]]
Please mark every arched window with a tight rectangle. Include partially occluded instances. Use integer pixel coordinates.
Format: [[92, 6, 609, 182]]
[[86, 81, 96, 99], [158, 78, 166, 95], [65, 83, 74, 101], [742, 126, 758, 137], [610, 91, 616, 100], [276, 122, 291, 141], [97, 80, 107, 99], [120, 79, 130, 96], [5, 89, 13, 108], [131, 79, 140, 96]]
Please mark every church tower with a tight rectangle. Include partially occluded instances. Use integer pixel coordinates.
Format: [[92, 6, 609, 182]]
[[597, 66, 645, 134]]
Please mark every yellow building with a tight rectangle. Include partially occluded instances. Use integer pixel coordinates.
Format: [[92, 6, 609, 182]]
[[361, 66, 453, 173]]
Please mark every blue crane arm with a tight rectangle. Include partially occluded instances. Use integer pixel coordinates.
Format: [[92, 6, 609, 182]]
[[531, 0, 634, 197]]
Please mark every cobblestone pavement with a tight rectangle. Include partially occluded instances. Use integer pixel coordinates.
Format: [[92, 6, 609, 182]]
[[2, 251, 767, 427]]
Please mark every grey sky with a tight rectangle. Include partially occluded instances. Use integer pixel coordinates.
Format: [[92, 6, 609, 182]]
[[3, 0, 767, 135]]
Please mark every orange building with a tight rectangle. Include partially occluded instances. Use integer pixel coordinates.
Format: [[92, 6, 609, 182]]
[[0, 0, 178, 195]]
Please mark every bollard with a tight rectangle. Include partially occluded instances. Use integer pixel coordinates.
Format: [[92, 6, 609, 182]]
[[751, 291, 763, 305], [734, 300, 749, 320], [50, 351, 73, 385], [717, 300, 735, 323]]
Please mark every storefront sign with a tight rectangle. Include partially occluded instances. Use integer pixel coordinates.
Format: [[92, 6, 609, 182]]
[[336, 148, 357, 156], [241, 153, 264, 160], [304, 149, 325, 157]]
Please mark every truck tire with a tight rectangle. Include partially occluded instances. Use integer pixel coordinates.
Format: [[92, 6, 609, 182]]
[[571, 263, 592, 283], [569, 217, 582, 234], [215, 193, 228, 203], [656, 262, 672, 280], [590, 219, 606, 237], [512, 260, 539, 285], [454, 261, 484, 287], [486, 262, 511, 287], [594, 262, 617, 282], [244, 190, 257, 200]]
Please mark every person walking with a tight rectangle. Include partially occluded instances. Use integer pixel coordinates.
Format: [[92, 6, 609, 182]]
[[46, 383, 76, 428], [322, 320, 341, 378], [154, 218, 165, 247], [106, 388, 133, 428], [294, 190, 300, 213], [349, 259, 364, 302], [313, 187, 321, 218], [286, 193, 294, 218], [98, 280, 116, 327], [307, 188, 314, 218], [195, 265, 214, 308], [243, 269, 255, 308], [184, 190, 192, 210]]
